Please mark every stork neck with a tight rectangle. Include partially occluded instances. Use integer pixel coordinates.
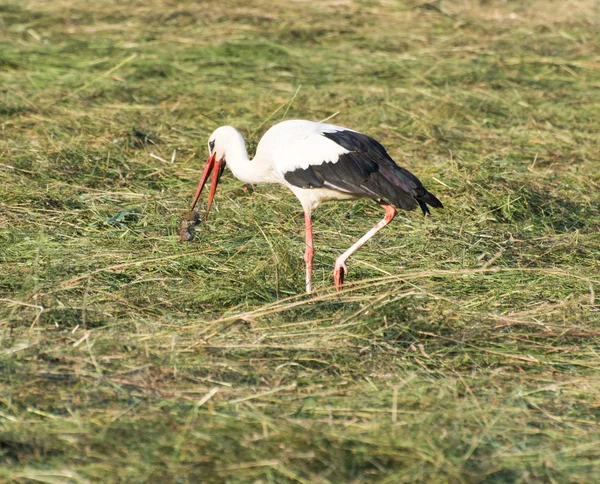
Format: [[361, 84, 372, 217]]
[[225, 135, 273, 184]]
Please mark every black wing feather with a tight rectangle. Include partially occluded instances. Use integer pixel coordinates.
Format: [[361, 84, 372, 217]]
[[283, 129, 443, 215]]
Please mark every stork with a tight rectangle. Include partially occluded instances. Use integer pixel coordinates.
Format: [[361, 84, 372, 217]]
[[190, 120, 442, 294]]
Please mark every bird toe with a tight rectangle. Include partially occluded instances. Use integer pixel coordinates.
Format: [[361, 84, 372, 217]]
[[333, 261, 348, 291]]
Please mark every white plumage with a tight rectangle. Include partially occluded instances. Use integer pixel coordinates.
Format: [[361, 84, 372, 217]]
[[190, 119, 442, 293], [258, 120, 351, 172]]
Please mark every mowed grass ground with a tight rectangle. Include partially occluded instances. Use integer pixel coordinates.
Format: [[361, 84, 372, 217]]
[[1, 0, 600, 481]]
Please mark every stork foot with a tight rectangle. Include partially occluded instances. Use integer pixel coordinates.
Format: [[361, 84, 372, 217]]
[[333, 260, 348, 292]]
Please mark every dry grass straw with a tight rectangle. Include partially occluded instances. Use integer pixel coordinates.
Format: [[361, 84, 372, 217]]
[[1, 0, 600, 482]]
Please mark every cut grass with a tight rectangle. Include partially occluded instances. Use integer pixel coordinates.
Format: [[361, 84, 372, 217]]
[[1, 0, 600, 482]]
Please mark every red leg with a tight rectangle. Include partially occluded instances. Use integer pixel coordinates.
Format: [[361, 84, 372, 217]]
[[304, 211, 314, 294], [334, 203, 397, 291]]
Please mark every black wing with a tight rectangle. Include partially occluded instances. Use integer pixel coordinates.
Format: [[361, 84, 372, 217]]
[[283, 129, 443, 215]]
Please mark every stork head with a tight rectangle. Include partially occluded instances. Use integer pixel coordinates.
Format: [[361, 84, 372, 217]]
[[190, 126, 241, 217]]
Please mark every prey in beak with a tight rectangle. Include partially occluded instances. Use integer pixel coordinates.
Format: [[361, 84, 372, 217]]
[[190, 152, 226, 219]]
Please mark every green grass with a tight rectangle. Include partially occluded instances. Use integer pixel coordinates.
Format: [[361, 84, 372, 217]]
[[1, 0, 600, 482]]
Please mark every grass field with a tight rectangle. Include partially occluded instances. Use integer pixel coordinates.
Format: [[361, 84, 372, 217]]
[[1, 0, 600, 482]]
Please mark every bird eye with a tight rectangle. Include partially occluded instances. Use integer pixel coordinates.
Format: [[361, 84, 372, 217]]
[[209, 140, 215, 152]]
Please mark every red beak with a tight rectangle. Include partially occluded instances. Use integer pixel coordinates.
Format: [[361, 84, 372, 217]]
[[190, 153, 226, 219]]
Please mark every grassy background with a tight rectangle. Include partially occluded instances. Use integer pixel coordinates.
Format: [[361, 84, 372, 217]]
[[1, 0, 600, 482]]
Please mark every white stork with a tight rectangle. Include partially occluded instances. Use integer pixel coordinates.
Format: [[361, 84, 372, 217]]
[[190, 120, 442, 294]]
